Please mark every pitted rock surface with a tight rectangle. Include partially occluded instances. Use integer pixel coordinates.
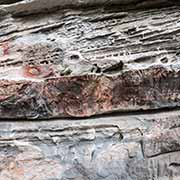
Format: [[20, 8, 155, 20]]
[[0, 4, 180, 117], [0, 0, 180, 179]]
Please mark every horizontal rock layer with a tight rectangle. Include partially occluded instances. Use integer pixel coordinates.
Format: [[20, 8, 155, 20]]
[[0, 110, 180, 179], [0, 0, 179, 16], [1, 65, 180, 119]]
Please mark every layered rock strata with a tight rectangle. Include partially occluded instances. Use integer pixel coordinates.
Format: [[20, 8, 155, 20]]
[[0, 0, 180, 179], [0, 3, 180, 118]]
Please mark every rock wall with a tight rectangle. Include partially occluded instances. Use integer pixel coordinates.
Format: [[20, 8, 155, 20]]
[[0, 0, 180, 179]]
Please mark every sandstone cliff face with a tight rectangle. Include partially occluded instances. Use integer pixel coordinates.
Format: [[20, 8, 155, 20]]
[[0, 0, 180, 179]]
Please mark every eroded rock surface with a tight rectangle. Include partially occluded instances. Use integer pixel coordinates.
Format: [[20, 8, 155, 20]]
[[1, 66, 180, 119], [0, 0, 180, 179], [0, 110, 180, 179], [0, 4, 180, 118]]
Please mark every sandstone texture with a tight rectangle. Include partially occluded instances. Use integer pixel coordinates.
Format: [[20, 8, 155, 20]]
[[0, 110, 180, 180], [0, 2, 180, 118], [0, 0, 180, 179]]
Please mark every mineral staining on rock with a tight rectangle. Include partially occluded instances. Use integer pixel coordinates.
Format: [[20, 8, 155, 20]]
[[0, 0, 180, 180], [0, 3, 180, 118], [0, 65, 180, 119]]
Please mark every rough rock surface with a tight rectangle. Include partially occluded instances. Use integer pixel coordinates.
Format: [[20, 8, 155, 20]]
[[0, 3, 180, 118], [2, 66, 180, 119], [0, 0, 180, 179], [1, 110, 180, 179]]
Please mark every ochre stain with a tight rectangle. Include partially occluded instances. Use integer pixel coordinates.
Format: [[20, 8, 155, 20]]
[[0, 42, 9, 56], [23, 65, 54, 79]]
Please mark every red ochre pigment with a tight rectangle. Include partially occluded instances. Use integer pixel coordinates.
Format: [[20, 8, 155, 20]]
[[0, 42, 9, 56], [23, 65, 54, 79]]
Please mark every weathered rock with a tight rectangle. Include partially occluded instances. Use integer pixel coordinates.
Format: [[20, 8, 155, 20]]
[[0, 4, 180, 118], [0, 0, 180, 179], [0, 0, 179, 16], [0, 110, 180, 179], [1, 66, 180, 118]]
